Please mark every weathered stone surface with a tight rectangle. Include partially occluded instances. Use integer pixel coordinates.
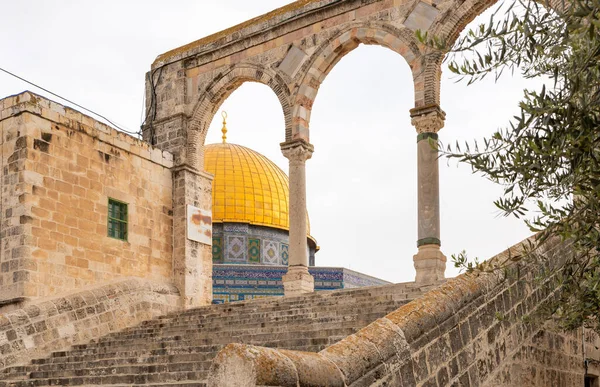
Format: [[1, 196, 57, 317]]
[[278, 45, 309, 78], [208, 344, 299, 386], [0, 277, 179, 371], [2, 1, 598, 386], [404, 2, 440, 32], [171, 166, 213, 308], [207, 238, 599, 386], [0, 92, 175, 305], [0, 281, 424, 386], [282, 265, 315, 296]]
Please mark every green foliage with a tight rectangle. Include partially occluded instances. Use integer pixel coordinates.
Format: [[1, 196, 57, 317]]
[[429, 0, 600, 331]]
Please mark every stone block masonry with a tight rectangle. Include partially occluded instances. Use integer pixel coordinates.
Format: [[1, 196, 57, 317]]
[[207, 237, 598, 386], [144, 0, 451, 286], [143, 0, 578, 291], [0, 277, 179, 370], [0, 280, 430, 385], [0, 91, 175, 307]]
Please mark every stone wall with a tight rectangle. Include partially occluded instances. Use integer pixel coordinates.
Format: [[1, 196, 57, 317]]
[[0, 92, 175, 306], [207, 238, 597, 386], [0, 111, 30, 309], [0, 277, 179, 370], [491, 326, 586, 386]]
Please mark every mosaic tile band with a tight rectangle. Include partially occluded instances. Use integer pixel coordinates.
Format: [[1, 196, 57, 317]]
[[212, 264, 390, 303]]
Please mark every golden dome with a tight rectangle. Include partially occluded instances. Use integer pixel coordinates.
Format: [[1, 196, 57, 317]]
[[204, 142, 312, 236]]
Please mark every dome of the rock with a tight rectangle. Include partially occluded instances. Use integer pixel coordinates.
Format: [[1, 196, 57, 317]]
[[204, 142, 311, 234], [203, 140, 316, 245], [204, 114, 320, 303]]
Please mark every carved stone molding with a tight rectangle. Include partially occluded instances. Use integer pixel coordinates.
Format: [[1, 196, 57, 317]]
[[410, 105, 446, 134], [280, 139, 314, 164]]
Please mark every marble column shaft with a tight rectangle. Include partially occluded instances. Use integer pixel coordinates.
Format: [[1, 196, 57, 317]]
[[417, 135, 441, 245], [411, 107, 446, 284], [281, 139, 314, 295]]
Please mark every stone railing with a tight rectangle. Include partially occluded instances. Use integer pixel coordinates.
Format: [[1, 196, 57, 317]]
[[0, 277, 179, 370], [208, 237, 575, 386]]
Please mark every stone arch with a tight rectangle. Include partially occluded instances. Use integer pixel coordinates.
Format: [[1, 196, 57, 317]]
[[187, 63, 292, 171], [433, 0, 500, 46], [416, 50, 445, 109], [433, 0, 563, 51], [291, 23, 424, 141]]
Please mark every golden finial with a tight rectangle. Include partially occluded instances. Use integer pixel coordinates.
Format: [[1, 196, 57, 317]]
[[221, 111, 228, 144]]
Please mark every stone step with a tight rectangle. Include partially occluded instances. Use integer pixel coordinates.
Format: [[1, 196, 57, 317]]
[[0, 282, 429, 386], [46, 334, 345, 366], [105, 308, 393, 330], [6, 334, 347, 385], [2, 330, 351, 378], [97, 311, 394, 341], [27, 361, 209, 380], [63, 326, 360, 356], [29, 345, 222, 366], [75, 323, 387, 351], [0, 371, 206, 386], [0, 383, 206, 387], [22, 353, 215, 374], [115, 297, 411, 333], [145, 301, 406, 327], [87, 313, 392, 345], [111, 315, 393, 339], [149, 289, 416, 320], [134, 301, 403, 324]]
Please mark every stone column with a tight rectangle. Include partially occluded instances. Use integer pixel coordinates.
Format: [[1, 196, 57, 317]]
[[411, 105, 446, 284], [281, 139, 315, 296], [171, 164, 214, 308]]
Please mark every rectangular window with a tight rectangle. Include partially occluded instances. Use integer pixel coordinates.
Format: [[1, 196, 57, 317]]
[[107, 198, 128, 241]]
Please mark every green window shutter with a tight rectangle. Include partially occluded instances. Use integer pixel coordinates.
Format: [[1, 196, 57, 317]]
[[107, 198, 128, 241]]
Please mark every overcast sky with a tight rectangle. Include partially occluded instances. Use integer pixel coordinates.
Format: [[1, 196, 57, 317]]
[[0, 1, 539, 283]]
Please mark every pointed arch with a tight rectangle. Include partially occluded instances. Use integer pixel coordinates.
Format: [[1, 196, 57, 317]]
[[291, 22, 425, 141], [187, 63, 292, 171], [432, 0, 563, 48]]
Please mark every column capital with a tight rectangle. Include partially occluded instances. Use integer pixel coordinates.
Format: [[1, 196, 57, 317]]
[[280, 139, 314, 163], [410, 104, 446, 134]]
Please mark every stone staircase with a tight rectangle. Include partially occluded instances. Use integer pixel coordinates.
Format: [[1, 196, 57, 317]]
[[0, 282, 432, 386]]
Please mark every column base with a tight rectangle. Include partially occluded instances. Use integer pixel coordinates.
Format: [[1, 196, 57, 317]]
[[413, 244, 446, 284], [283, 265, 314, 296]]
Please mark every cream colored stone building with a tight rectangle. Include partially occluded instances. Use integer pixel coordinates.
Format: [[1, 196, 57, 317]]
[[0, 93, 176, 309], [0, 0, 599, 385]]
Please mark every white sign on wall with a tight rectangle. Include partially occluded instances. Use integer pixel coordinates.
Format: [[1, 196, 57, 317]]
[[186, 205, 212, 245]]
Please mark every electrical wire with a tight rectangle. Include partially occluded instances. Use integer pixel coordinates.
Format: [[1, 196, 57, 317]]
[[0, 66, 141, 137]]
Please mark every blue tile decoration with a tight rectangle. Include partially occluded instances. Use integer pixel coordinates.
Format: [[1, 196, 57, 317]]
[[225, 235, 246, 262], [280, 243, 289, 266], [248, 238, 260, 263], [210, 222, 331, 303], [262, 240, 279, 265], [342, 269, 390, 288], [212, 237, 223, 262], [212, 222, 298, 265], [212, 264, 389, 303], [223, 223, 250, 233]]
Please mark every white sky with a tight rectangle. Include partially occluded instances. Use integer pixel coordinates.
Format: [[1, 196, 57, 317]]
[[0, 1, 538, 283]]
